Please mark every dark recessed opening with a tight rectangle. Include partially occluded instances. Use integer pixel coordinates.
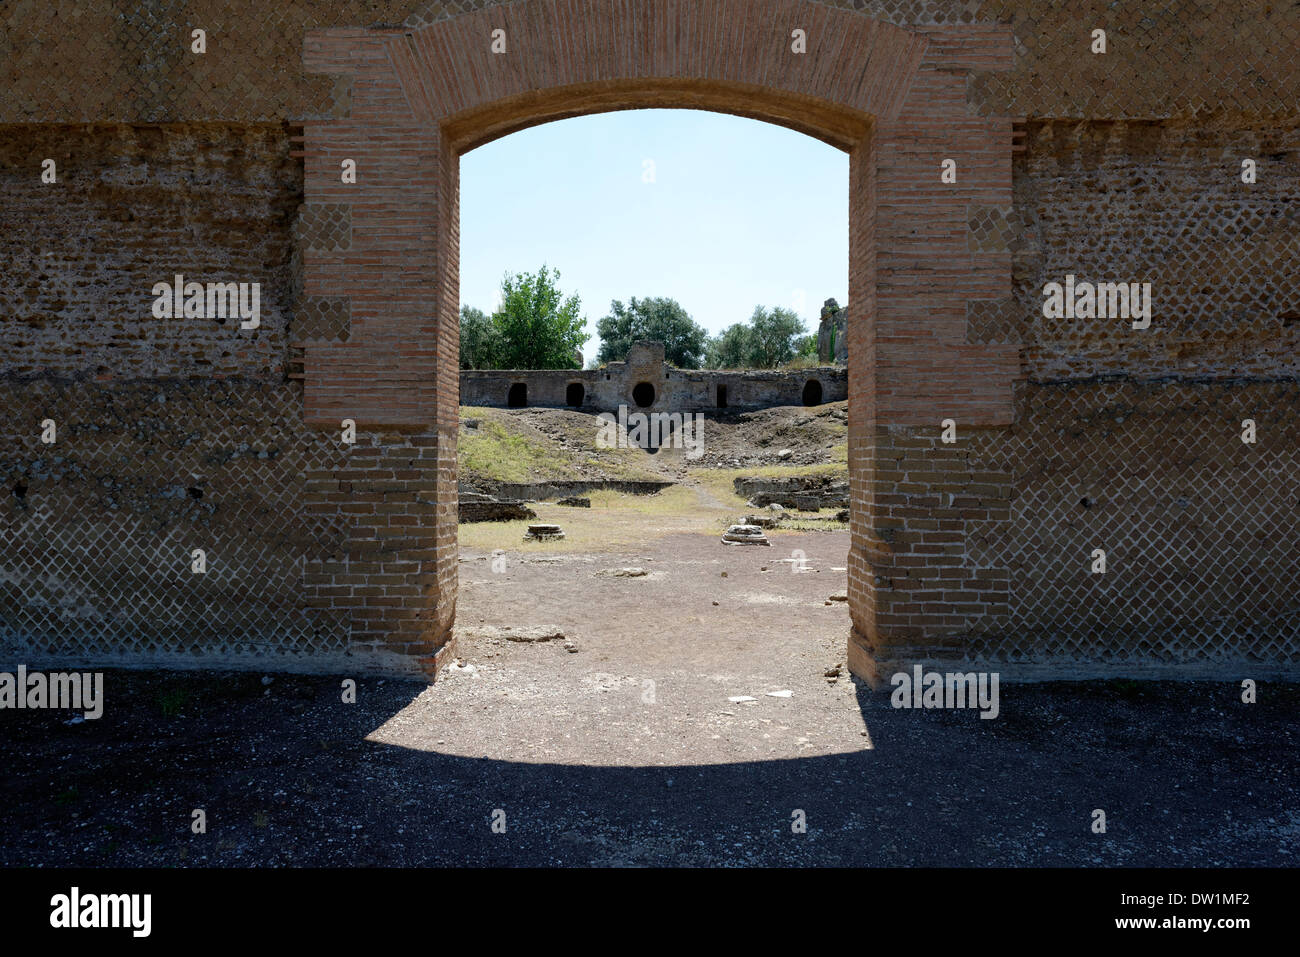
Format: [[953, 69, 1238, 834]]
[[1080, 497, 1091, 509], [802, 379, 823, 407], [632, 382, 655, 408], [566, 382, 585, 407], [716, 384, 728, 408], [188, 486, 203, 500], [13, 481, 27, 499], [507, 383, 527, 408]]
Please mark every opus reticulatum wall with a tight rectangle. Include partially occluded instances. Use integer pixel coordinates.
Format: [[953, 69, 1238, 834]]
[[2, 0, 1297, 682]]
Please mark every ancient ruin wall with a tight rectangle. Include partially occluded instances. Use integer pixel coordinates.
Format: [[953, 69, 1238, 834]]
[[459, 366, 849, 411], [2, 0, 1298, 679], [853, 116, 1300, 680], [4, 2, 1298, 124]]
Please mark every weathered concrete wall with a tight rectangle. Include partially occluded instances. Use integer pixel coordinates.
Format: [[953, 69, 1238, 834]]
[[1, 0, 1297, 681]]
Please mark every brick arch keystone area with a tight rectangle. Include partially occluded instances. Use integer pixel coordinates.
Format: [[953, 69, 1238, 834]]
[[295, 0, 1018, 682]]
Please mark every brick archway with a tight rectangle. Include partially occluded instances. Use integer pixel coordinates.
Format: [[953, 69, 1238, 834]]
[[297, 0, 1018, 682]]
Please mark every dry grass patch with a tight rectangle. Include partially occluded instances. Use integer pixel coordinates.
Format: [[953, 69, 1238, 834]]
[[458, 486, 726, 552]]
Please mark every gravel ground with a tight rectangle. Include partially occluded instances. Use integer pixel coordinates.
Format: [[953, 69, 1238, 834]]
[[2, 530, 1295, 867]]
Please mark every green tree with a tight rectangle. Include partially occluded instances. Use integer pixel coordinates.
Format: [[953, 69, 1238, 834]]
[[459, 304, 499, 369], [595, 297, 709, 368], [747, 305, 807, 368], [705, 322, 755, 370], [491, 265, 589, 369]]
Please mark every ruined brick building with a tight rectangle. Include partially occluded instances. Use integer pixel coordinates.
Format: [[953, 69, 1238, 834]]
[[816, 298, 847, 365], [461, 340, 848, 410], [1, 1, 1297, 682]]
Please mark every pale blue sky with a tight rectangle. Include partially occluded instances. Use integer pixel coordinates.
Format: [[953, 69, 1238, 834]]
[[459, 109, 849, 365]]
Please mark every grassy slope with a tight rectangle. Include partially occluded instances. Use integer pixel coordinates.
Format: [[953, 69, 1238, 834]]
[[457, 405, 850, 537], [459, 407, 668, 485]]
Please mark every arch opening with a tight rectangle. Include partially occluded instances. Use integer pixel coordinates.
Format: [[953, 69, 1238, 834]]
[[566, 382, 585, 407], [802, 379, 823, 407], [448, 79, 871, 157], [507, 382, 528, 408], [632, 382, 656, 408]]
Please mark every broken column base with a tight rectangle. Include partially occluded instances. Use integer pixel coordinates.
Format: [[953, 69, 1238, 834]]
[[524, 524, 565, 541], [722, 524, 771, 546]]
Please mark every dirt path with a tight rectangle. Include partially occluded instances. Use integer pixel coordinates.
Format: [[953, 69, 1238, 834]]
[[2, 519, 1296, 867], [435, 530, 857, 765]]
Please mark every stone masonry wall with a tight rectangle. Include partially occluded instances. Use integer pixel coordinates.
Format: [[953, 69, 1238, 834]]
[[4, 2, 1298, 123], [0, 124, 301, 380], [852, 382, 1300, 682], [851, 115, 1300, 680], [2, 0, 1298, 680], [0, 377, 453, 675], [0, 122, 452, 675]]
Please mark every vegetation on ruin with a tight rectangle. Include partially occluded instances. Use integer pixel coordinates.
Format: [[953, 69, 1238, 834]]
[[704, 305, 809, 369], [595, 296, 709, 368], [465, 276, 832, 371], [458, 407, 665, 484], [459, 265, 589, 369]]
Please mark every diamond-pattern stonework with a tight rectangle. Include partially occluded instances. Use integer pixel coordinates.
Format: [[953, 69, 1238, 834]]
[[296, 204, 352, 253], [2, 0, 1297, 681], [855, 381, 1300, 678], [0, 379, 446, 674], [295, 297, 352, 343], [1008, 119, 1300, 382]]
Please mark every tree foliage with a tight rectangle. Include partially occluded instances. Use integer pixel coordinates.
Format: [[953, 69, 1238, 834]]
[[596, 296, 709, 369], [747, 305, 807, 368], [705, 322, 755, 370], [458, 305, 499, 370], [479, 265, 589, 370], [704, 305, 808, 370]]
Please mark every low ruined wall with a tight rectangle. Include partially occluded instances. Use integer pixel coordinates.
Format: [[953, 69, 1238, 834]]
[[734, 475, 850, 509], [459, 479, 675, 500], [461, 365, 848, 411]]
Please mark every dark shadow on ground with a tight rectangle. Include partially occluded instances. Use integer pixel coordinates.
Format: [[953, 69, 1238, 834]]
[[0, 670, 1294, 866]]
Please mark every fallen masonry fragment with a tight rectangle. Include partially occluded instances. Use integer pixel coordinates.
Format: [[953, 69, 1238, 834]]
[[722, 524, 771, 546], [524, 524, 565, 541], [597, 567, 649, 577]]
